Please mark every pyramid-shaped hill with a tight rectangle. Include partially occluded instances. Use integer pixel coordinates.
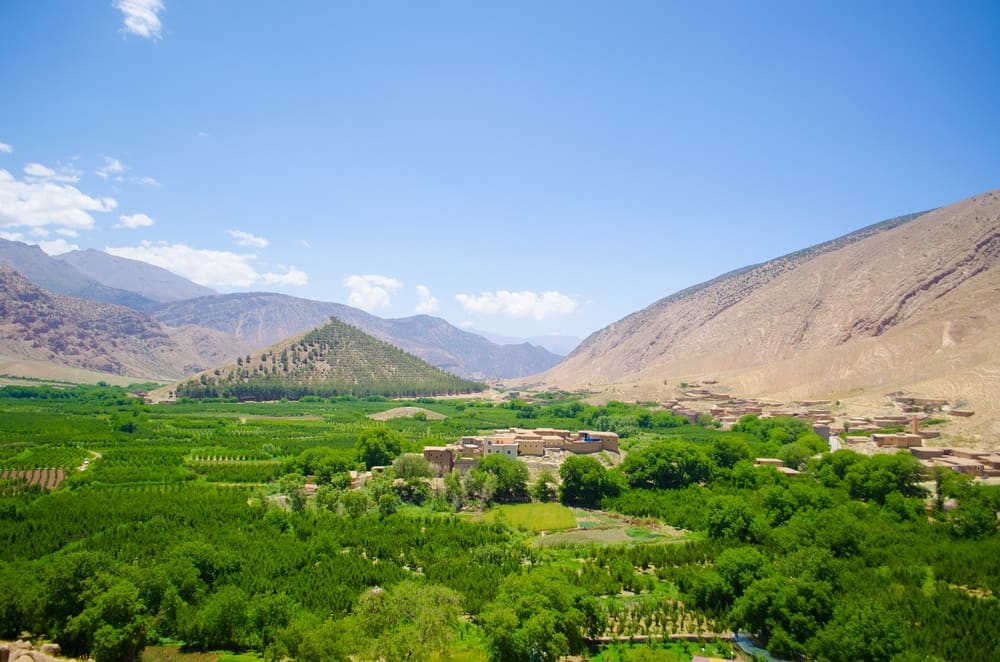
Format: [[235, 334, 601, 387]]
[[174, 318, 486, 400]]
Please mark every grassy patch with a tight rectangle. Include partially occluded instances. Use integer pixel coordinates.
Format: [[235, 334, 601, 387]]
[[142, 646, 220, 662], [590, 639, 737, 661], [479, 502, 577, 532]]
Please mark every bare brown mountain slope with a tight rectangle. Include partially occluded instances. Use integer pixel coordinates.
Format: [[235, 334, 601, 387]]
[[534, 189, 1000, 437], [0, 268, 249, 380]]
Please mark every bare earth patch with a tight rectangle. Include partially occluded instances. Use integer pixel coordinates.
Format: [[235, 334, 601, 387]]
[[368, 406, 447, 421]]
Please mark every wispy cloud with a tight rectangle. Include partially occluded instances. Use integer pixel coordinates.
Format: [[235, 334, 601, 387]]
[[344, 274, 402, 312], [95, 156, 124, 180], [24, 162, 81, 184], [0, 168, 116, 233], [38, 238, 80, 255], [415, 284, 440, 313], [116, 213, 155, 229], [105, 240, 307, 288], [0, 142, 12, 154], [114, 0, 165, 40], [455, 290, 578, 320], [134, 176, 160, 187], [228, 229, 269, 248], [263, 267, 308, 286]]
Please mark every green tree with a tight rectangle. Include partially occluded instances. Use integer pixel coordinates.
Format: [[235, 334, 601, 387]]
[[64, 575, 148, 662], [444, 471, 465, 511], [340, 489, 373, 517], [716, 546, 768, 597], [356, 427, 404, 469], [480, 567, 603, 662], [706, 495, 758, 542], [353, 581, 463, 660], [531, 468, 558, 502], [391, 453, 432, 479], [559, 455, 620, 506], [623, 440, 713, 489], [469, 454, 529, 503], [275, 473, 307, 512], [378, 492, 399, 516]]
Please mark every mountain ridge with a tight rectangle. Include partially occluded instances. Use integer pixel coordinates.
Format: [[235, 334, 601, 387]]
[[0, 267, 247, 380], [56, 248, 217, 303], [150, 293, 561, 379], [533, 189, 1000, 439], [0, 238, 158, 310]]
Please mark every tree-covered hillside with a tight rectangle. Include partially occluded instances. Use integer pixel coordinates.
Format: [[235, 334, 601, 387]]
[[174, 318, 484, 400]]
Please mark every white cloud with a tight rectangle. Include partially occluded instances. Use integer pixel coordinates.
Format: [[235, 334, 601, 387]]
[[262, 267, 309, 286], [455, 290, 578, 320], [0, 230, 24, 242], [114, 0, 165, 40], [96, 156, 125, 180], [415, 284, 440, 313], [105, 240, 307, 289], [38, 238, 80, 255], [135, 176, 160, 187], [0, 168, 116, 233], [0, 142, 12, 154], [228, 229, 269, 248], [344, 274, 402, 312], [24, 162, 81, 183], [116, 213, 155, 229], [56, 228, 79, 237], [298, 239, 311, 248]]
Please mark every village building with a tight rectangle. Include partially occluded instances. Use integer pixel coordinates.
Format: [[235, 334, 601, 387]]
[[422, 426, 620, 475], [423, 446, 454, 476]]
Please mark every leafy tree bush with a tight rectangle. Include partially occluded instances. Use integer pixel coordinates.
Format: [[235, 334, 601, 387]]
[[559, 455, 621, 506], [623, 440, 713, 489], [356, 427, 404, 469], [480, 567, 603, 662], [469, 455, 529, 503]]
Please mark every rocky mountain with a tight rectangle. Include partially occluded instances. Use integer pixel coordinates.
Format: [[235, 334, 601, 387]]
[[0, 267, 248, 380], [534, 189, 1000, 434], [0, 238, 157, 310], [173, 318, 484, 400], [150, 293, 561, 379], [56, 249, 216, 303]]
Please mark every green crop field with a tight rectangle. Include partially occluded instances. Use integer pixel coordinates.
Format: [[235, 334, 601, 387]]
[[479, 502, 578, 531]]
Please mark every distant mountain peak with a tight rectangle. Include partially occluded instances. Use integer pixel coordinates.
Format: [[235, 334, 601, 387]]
[[56, 248, 216, 303]]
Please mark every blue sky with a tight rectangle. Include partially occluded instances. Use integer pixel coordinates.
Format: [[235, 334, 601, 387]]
[[1, 1, 999, 339]]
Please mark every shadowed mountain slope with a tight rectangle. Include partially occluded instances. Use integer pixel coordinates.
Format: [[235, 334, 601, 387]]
[[0, 267, 246, 379]]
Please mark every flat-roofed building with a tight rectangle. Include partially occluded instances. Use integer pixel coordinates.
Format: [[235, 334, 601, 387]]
[[423, 446, 454, 476]]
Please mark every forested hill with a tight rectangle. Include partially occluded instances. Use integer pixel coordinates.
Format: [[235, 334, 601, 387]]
[[173, 318, 485, 400]]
